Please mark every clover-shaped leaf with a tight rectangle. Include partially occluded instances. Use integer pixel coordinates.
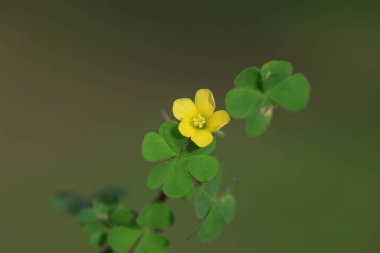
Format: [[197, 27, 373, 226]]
[[110, 206, 135, 227], [261, 60, 293, 92], [194, 170, 236, 242], [135, 231, 169, 253], [225, 88, 262, 119], [268, 74, 311, 112], [144, 121, 219, 198], [142, 132, 176, 162], [219, 194, 236, 225], [234, 67, 261, 90], [108, 227, 143, 253], [137, 203, 174, 230], [226, 61, 310, 137], [182, 155, 219, 182], [245, 101, 273, 137]]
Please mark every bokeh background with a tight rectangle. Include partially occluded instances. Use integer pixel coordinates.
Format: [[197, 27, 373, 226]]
[[1, 1, 379, 252]]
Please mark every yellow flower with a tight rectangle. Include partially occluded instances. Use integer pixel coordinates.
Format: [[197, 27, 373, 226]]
[[172, 89, 230, 147]]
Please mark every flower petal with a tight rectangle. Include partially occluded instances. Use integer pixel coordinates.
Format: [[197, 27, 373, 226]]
[[195, 89, 215, 118], [191, 130, 213, 148], [207, 110, 230, 132], [173, 98, 197, 120], [178, 118, 195, 137]]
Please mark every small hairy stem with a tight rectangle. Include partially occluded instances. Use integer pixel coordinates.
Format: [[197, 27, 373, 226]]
[[154, 190, 167, 203]]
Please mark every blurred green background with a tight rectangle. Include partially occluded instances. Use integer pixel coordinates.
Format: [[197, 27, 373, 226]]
[[1, 1, 379, 252]]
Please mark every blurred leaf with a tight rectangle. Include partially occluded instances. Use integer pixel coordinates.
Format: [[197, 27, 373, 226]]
[[89, 232, 106, 249], [84, 221, 104, 235], [135, 231, 169, 253], [110, 206, 135, 227], [147, 160, 175, 190], [261, 60, 293, 92], [49, 192, 89, 215], [225, 88, 262, 119], [108, 227, 143, 253], [245, 102, 273, 137], [92, 187, 126, 205], [77, 208, 98, 225], [183, 155, 219, 182], [234, 67, 261, 91], [268, 74, 311, 112], [159, 120, 186, 153], [183, 138, 216, 157], [162, 159, 194, 198], [142, 132, 176, 162], [219, 194, 236, 225], [137, 203, 174, 230], [195, 170, 222, 219], [196, 206, 225, 242]]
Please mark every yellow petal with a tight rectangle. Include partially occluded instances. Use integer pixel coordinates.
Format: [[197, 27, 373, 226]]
[[191, 129, 213, 147], [195, 89, 215, 118], [178, 118, 195, 137], [207, 110, 230, 132], [172, 98, 196, 120]]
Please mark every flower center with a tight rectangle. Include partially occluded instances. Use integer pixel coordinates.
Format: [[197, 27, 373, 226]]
[[192, 113, 207, 129]]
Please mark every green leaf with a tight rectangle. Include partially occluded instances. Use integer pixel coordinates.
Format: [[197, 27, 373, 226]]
[[195, 170, 222, 219], [234, 67, 261, 90], [135, 231, 169, 253], [162, 159, 194, 198], [245, 102, 273, 137], [137, 203, 174, 229], [49, 192, 89, 215], [147, 160, 175, 190], [261, 60, 293, 92], [89, 232, 106, 249], [77, 208, 98, 225], [142, 132, 176, 162], [108, 227, 143, 253], [159, 120, 186, 153], [183, 155, 219, 182], [92, 187, 126, 205], [84, 221, 104, 235], [219, 194, 236, 225], [183, 138, 216, 157], [110, 206, 135, 227], [268, 74, 311, 112], [196, 206, 225, 242], [225, 88, 262, 119]]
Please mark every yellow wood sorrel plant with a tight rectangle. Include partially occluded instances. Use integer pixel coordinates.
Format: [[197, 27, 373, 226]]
[[50, 60, 311, 253]]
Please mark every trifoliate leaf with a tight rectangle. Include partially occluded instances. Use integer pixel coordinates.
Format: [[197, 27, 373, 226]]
[[110, 206, 135, 227], [219, 194, 236, 225], [225, 88, 262, 119], [162, 159, 194, 198], [234, 67, 261, 91], [183, 155, 219, 182], [195, 170, 222, 219], [137, 203, 173, 229], [196, 206, 225, 242], [268, 74, 310, 112], [261, 60, 293, 92], [108, 227, 143, 253], [147, 159, 175, 190], [142, 132, 176, 162], [245, 102, 273, 137], [183, 138, 216, 157], [135, 231, 169, 253], [159, 120, 186, 153]]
